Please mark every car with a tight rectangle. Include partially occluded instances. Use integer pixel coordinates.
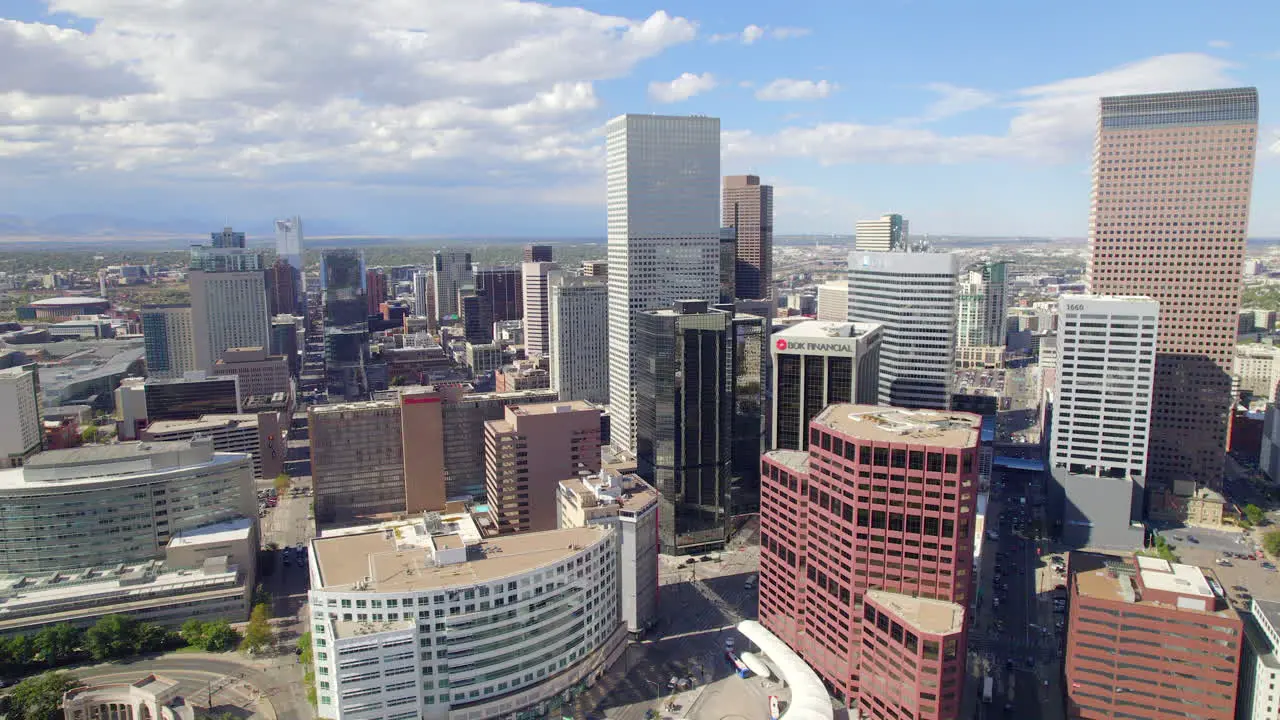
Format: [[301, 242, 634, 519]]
[[724, 637, 735, 651], [1264, 562, 1277, 571], [1234, 585, 1249, 592], [1187, 536, 1199, 544]]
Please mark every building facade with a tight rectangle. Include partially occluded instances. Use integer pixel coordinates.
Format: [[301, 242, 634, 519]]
[[759, 405, 981, 707], [524, 244, 553, 263], [275, 216, 304, 275], [955, 261, 1009, 349], [771, 320, 882, 451], [1240, 598, 1280, 720], [860, 590, 966, 720], [548, 272, 609, 404], [635, 300, 733, 554], [722, 175, 773, 301], [142, 412, 286, 480], [0, 363, 42, 467], [848, 251, 958, 410], [521, 262, 558, 358], [211, 226, 245, 248], [1237, 344, 1280, 403], [440, 386, 560, 500], [144, 374, 241, 421], [1087, 87, 1258, 498], [855, 214, 909, 252], [474, 267, 523, 323], [212, 346, 290, 401], [189, 270, 272, 374], [816, 281, 848, 322], [1049, 295, 1157, 548], [1064, 552, 1243, 720], [432, 250, 473, 323], [606, 114, 721, 454], [140, 305, 197, 380]]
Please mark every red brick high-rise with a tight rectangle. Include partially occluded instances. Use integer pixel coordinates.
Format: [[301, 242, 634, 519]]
[[760, 404, 980, 716], [722, 175, 773, 301], [365, 268, 388, 317], [1087, 88, 1258, 502]]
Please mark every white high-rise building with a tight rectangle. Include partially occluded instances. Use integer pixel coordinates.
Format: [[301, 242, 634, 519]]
[[0, 363, 41, 468], [1050, 294, 1157, 549], [274, 216, 303, 271], [189, 270, 271, 373], [606, 114, 721, 452], [522, 261, 559, 358], [848, 251, 957, 409], [854, 214, 909, 252], [549, 271, 609, 403], [432, 250, 472, 323], [816, 281, 849, 322], [411, 269, 434, 327], [140, 304, 197, 380], [956, 261, 1010, 348]]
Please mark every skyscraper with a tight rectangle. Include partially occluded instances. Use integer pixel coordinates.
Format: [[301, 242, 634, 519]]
[[264, 258, 299, 316], [140, 304, 197, 380], [320, 249, 370, 399], [635, 300, 733, 554], [274, 216, 303, 272], [364, 267, 388, 316], [411, 269, 434, 328], [719, 227, 736, 304], [816, 281, 849, 322], [722, 175, 774, 300], [606, 114, 721, 453], [522, 261, 558, 357], [1050, 295, 1157, 549], [854, 214, 909, 252], [524, 244, 553, 263], [0, 363, 41, 468], [848, 251, 958, 409], [549, 272, 609, 404], [1088, 87, 1258, 499], [729, 311, 768, 515], [210, 226, 245, 249], [955, 261, 1009, 349], [189, 270, 271, 373], [474, 266, 523, 322], [432, 250, 473, 323], [771, 320, 882, 451]]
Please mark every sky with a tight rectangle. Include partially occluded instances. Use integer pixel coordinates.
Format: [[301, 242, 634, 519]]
[[1, 0, 1279, 238]]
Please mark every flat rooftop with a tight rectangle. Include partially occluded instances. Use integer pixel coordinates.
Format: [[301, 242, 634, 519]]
[[866, 589, 964, 634], [312, 524, 607, 593], [813, 404, 981, 448], [167, 517, 254, 548], [509, 400, 597, 416], [559, 472, 659, 514], [309, 399, 398, 415], [1071, 552, 1231, 617], [773, 320, 880, 340], [764, 449, 810, 474], [144, 414, 260, 434], [1257, 599, 1280, 635]]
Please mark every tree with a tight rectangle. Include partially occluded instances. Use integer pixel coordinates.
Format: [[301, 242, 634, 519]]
[[79, 427, 96, 444], [8, 671, 77, 720], [1246, 504, 1266, 526], [1264, 531, 1280, 557], [273, 473, 291, 493], [33, 623, 81, 666], [203, 620, 239, 652], [135, 622, 170, 653], [84, 614, 137, 660], [180, 619, 208, 647], [390, 375, 406, 387], [4, 634, 36, 668], [242, 603, 273, 654]]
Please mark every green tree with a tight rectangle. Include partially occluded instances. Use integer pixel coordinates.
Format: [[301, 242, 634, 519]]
[[390, 375, 406, 387], [8, 671, 77, 720], [5, 634, 36, 668], [242, 603, 273, 653], [33, 623, 81, 666], [1264, 531, 1280, 557], [180, 619, 208, 647], [1246, 504, 1266, 526], [135, 622, 170, 653], [273, 473, 291, 493], [84, 614, 137, 660], [203, 620, 239, 652], [79, 427, 96, 444]]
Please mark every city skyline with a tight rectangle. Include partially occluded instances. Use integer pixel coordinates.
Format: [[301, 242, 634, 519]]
[[1, 0, 1279, 238]]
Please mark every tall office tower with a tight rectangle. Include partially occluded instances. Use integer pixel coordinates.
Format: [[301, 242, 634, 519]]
[[0, 363, 41, 468], [854, 214, 909, 252], [484, 401, 602, 534], [583, 260, 608, 278], [411, 269, 436, 328], [210, 226, 245, 249], [1065, 553, 1243, 720], [189, 269, 271, 373], [1088, 87, 1258, 498], [1049, 295, 1158, 549], [459, 289, 494, 344], [521, 261, 559, 357], [955, 260, 1010, 348], [771, 320, 883, 450], [816, 281, 849, 322], [432, 249, 473, 323], [760, 405, 980, 710], [718, 227, 737, 303], [635, 300, 733, 554], [320, 249, 367, 326], [722, 174, 774, 300], [270, 314, 301, 378], [264, 258, 299, 316], [474, 266, 524, 322], [606, 114, 722, 453], [849, 251, 958, 409], [549, 272, 609, 403], [438, 385, 560, 499], [524, 244, 553, 263], [273, 216, 303, 273], [729, 311, 768, 515], [189, 244, 267, 272], [364, 267, 388, 316], [140, 304, 197, 380]]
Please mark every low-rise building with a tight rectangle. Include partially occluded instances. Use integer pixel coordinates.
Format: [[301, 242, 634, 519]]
[[142, 412, 287, 480], [213, 346, 291, 403], [63, 675, 196, 720], [308, 514, 624, 720], [1240, 598, 1280, 720]]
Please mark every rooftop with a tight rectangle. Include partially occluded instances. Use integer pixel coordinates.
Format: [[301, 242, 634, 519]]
[[309, 399, 398, 416], [28, 296, 109, 307], [144, 414, 260, 435], [1072, 552, 1230, 617], [865, 589, 964, 634], [167, 517, 254, 548], [559, 471, 659, 514], [1255, 598, 1280, 636], [813, 404, 981, 448], [312, 523, 608, 593], [764, 449, 810, 473], [774, 320, 881, 340], [508, 400, 598, 417], [0, 439, 244, 490]]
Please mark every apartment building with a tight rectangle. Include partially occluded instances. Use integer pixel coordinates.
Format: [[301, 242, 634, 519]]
[[0, 363, 42, 467]]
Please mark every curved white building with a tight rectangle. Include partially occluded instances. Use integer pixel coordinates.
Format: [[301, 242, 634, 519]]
[[0, 438, 255, 574], [309, 512, 624, 720]]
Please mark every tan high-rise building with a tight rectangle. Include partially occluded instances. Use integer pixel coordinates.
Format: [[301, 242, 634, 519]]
[[399, 386, 446, 513], [722, 175, 773, 300], [485, 401, 602, 534], [1088, 87, 1259, 500]]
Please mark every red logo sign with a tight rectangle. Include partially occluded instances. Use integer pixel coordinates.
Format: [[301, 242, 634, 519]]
[[775, 338, 788, 351]]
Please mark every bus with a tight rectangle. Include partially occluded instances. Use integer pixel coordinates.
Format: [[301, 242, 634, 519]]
[[728, 652, 751, 678]]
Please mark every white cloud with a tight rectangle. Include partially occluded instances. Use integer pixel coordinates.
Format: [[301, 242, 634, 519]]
[[1208, 39, 1232, 49], [648, 72, 717, 103], [709, 24, 809, 44], [918, 82, 996, 122], [0, 1, 697, 190], [730, 53, 1237, 165], [742, 24, 765, 45], [771, 27, 811, 39], [755, 79, 836, 101]]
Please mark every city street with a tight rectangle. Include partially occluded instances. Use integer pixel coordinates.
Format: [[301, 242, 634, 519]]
[[256, 476, 316, 647]]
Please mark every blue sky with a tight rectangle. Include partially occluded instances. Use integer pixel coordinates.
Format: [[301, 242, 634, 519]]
[[1, 0, 1277, 238]]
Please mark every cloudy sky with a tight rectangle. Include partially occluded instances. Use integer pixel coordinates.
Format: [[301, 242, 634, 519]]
[[1, 0, 1278, 237]]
